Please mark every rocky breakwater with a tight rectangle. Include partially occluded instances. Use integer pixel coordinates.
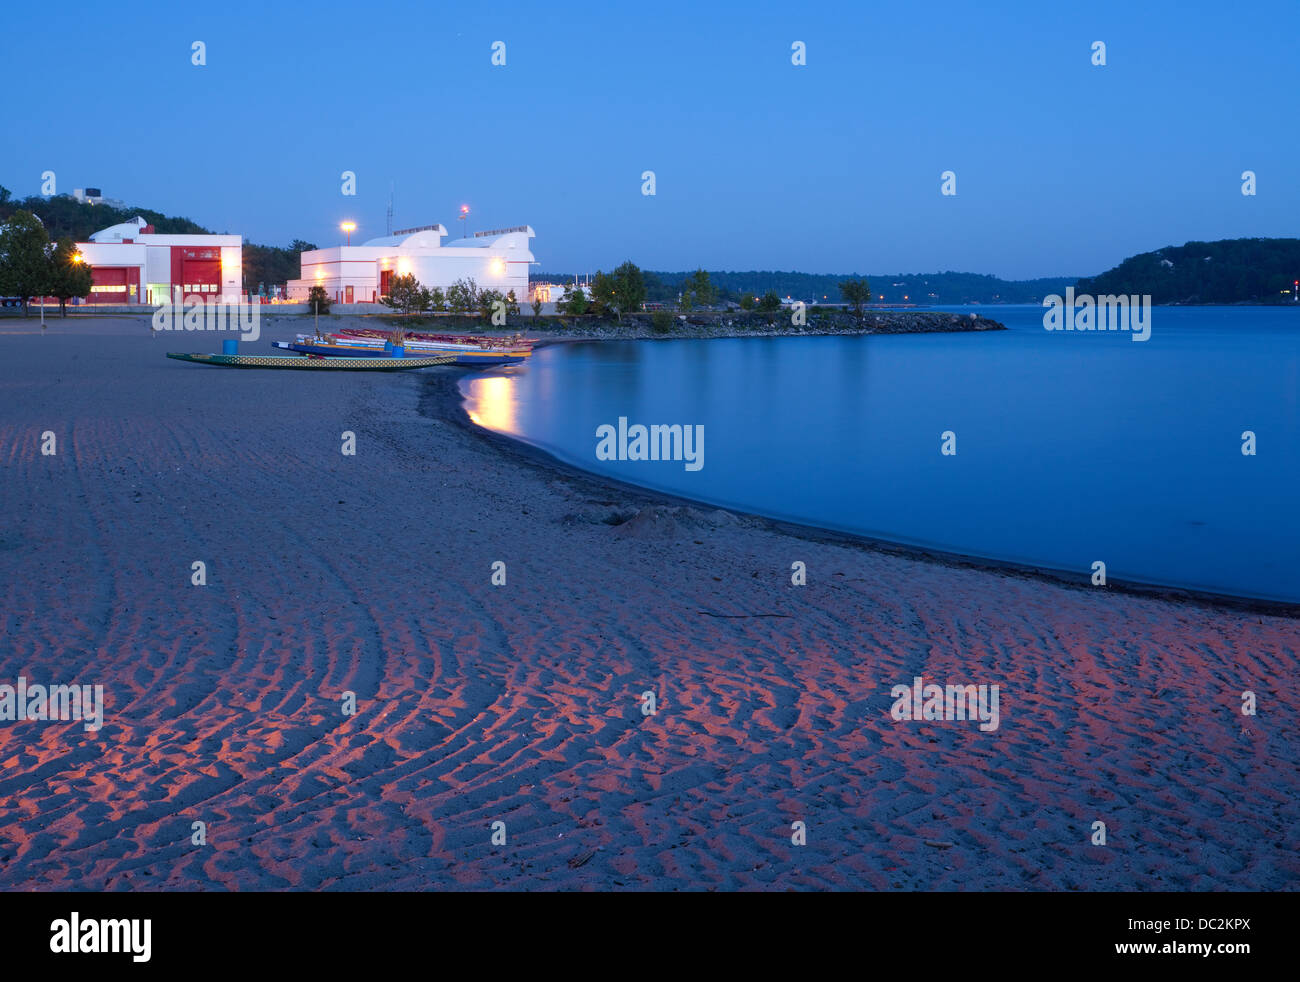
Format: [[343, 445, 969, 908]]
[[532, 309, 1006, 341]]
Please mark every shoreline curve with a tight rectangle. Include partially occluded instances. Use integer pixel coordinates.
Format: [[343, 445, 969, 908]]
[[440, 361, 1300, 618]]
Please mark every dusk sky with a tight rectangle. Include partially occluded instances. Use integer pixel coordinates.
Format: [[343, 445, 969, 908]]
[[5, 0, 1296, 279]]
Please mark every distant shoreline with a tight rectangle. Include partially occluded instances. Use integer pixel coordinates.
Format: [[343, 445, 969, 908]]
[[392, 309, 1009, 340]]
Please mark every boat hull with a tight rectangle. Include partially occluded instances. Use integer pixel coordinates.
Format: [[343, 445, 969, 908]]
[[167, 352, 454, 370], [276, 340, 527, 366], [336, 328, 536, 349]]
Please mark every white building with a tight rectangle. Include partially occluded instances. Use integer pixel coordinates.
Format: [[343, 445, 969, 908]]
[[529, 276, 594, 304], [76, 217, 242, 305], [286, 224, 535, 304], [72, 188, 125, 208]]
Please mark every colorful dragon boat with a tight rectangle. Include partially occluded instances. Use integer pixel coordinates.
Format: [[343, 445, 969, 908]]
[[275, 328, 534, 367]]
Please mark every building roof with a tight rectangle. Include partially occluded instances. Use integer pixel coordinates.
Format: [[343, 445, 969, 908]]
[[89, 218, 148, 242], [362, 226, 448, 248], [362, 224, 534, 250], [443, 226, 536, 250]]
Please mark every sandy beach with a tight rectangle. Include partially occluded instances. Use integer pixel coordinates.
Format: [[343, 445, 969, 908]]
[[1, 315, 1296, 891]]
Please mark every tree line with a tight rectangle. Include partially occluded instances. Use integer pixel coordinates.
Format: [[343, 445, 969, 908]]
[[379, 275, 522, 318], [554, 265, 873, 318], [365, 260, 875, 324], [535, 268, 1072, 305]]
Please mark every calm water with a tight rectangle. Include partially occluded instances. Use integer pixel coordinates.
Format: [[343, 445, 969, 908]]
[[462, 306, 1300, 603]]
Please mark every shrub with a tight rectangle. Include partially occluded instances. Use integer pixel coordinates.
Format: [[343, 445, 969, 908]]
[[307, 285, 331, 313]]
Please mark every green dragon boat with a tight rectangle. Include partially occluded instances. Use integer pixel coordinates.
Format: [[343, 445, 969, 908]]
[[166, 352, 456, 371]]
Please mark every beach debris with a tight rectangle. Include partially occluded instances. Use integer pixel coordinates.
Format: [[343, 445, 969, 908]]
[[568, 849, 596, 869], [698, 610, 792, 619]]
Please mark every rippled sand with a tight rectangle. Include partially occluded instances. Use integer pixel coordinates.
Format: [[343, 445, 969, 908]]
[[1, 317, 1296, 890]]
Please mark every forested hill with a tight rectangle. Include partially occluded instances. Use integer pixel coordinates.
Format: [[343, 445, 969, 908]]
[[0, 190, 209, 239], [1074, 238, 1300, 304], [535, 270, 1075, 305]]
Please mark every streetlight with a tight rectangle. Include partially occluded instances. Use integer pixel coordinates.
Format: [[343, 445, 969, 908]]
[[341, 221, 356, 246], [458, 204, 469, 239]]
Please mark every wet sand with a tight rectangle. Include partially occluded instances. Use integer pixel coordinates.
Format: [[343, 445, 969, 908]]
[[0, 316, 1296, 890]]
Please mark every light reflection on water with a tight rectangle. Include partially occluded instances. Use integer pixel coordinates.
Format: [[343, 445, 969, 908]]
[[462, 374, 522, 434]]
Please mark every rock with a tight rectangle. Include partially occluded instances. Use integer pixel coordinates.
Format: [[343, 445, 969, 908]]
[[610, 506, 687, 540]]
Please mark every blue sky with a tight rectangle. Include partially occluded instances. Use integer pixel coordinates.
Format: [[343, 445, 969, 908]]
[[5, 0, 1295, 278]]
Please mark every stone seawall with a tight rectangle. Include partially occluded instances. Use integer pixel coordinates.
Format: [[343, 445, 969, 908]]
[[524, 309, 1006, 340]]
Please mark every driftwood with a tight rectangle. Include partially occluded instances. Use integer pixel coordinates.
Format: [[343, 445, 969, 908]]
[[698, 611, 792, 619]]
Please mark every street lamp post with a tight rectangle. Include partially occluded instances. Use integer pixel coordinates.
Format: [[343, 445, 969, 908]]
[[341, 221, 356, 246], [458, 204, 469, 240]]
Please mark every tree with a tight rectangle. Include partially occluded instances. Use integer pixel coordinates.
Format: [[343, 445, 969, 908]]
[[589, 270, 617, 318], [307, 284, 331, 314], [612, 261, 646, 318], [642, 271, 667, 303], [0, 210, 54, 315], [478, 288, 505, 320], [383, 273, 422, 313], [505, 289, 520, 315], [688, 268, 715, 308], [242, 239, 321, 297], [739, 292, 756, 311], [530, 294, 543, 317], [561, 285, 589, 315], [839, 278, 871, 319], [447, 277, 478, 314], [757, 291, 782, 312], [428, 286, 446, 312], [48, 237, 93, 316]]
